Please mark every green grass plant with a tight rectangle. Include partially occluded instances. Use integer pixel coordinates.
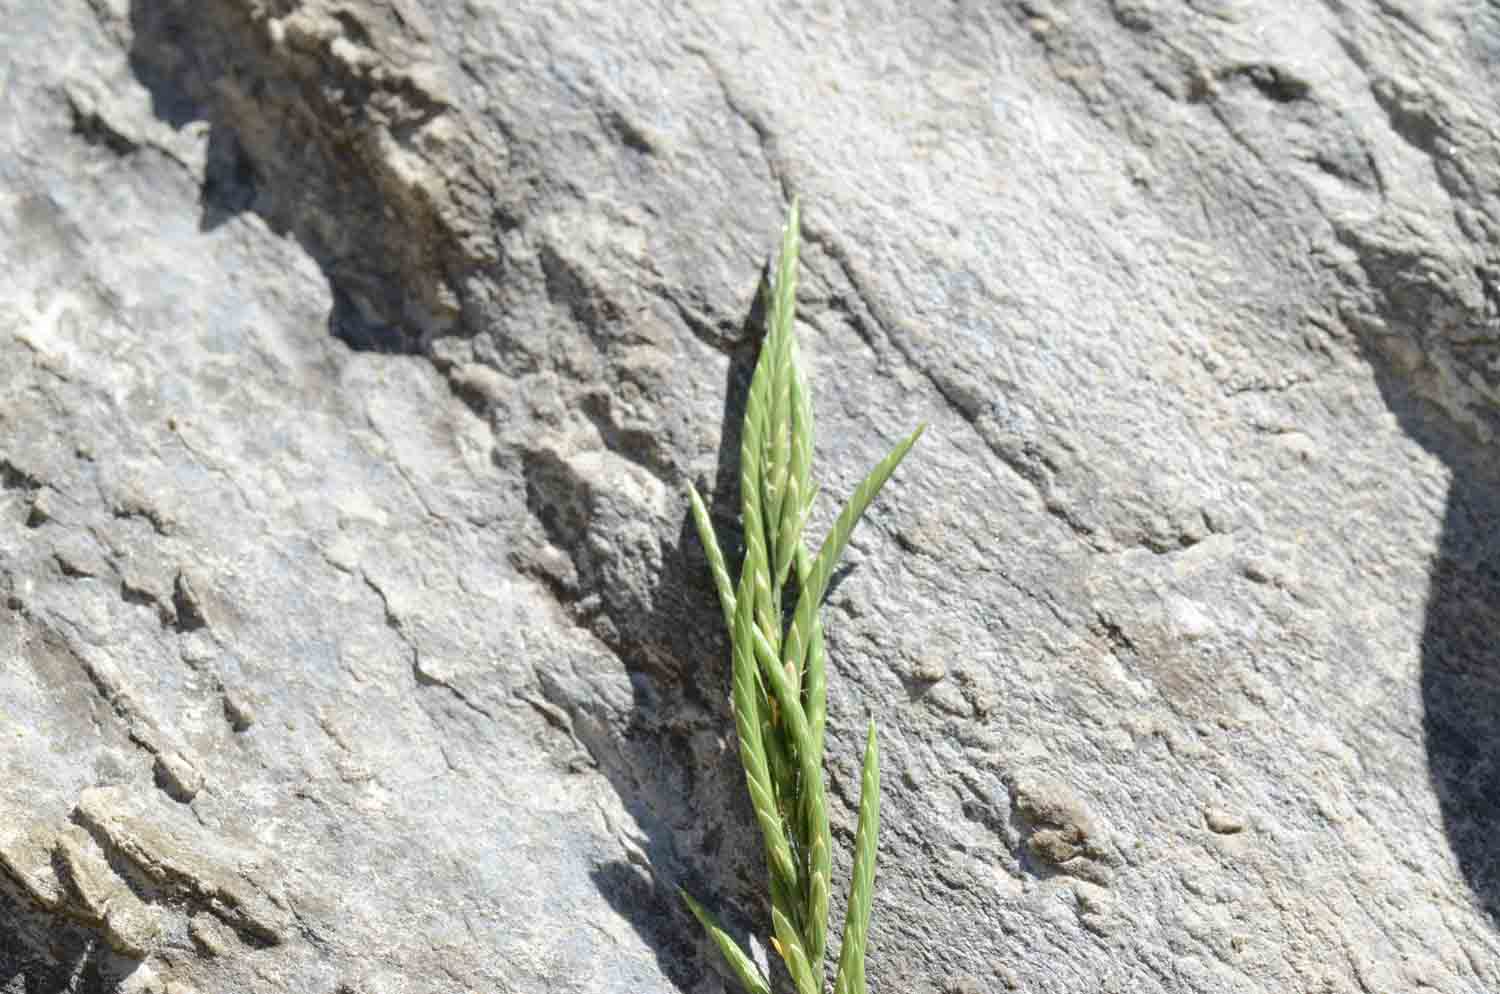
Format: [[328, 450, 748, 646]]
[[683, 199, 923, 994]]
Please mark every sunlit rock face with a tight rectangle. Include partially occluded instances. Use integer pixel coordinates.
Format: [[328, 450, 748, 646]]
[[1, 3, 1498, 992]]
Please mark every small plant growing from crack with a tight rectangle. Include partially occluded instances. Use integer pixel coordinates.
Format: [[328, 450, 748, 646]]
[[683, 199, 923, 994]]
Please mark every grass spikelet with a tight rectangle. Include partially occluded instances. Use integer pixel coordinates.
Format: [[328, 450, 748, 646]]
[[683, 198, 921, 994]]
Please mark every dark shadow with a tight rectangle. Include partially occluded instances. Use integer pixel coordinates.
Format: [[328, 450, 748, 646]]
[[583, 272, 771, 993], [198, 127, 259, 230], [123, 4, 257, 231], [0, 880, 141, 994], [1366, 359, 1500, 924], [587, 861, 708, 994], [565, 255, 879, 989], [124, 1, 451, 354], [1423, 479, 1500, 922]]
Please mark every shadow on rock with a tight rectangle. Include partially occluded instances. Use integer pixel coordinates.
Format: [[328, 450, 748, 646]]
[[582, 280, 772, 992], [1370, 361, 1500, 924], [125, 1, 462, 354], [1421, 467, 1500, 921], [0, 886, 141, 994]]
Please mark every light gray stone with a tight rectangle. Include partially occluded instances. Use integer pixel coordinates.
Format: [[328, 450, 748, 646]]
[[1, 1, 1498, 992]]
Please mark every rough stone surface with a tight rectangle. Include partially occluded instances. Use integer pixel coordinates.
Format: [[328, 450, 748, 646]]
[[53, 823, 162, 959], [2, 2, 1499, 992]]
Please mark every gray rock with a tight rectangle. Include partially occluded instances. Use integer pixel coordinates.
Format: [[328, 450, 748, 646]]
[[53, 823, 163, 958], [1, 1, 1498, 992]]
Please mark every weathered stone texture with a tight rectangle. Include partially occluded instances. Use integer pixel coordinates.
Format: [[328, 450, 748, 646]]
[[2, 2, 1498, 992]]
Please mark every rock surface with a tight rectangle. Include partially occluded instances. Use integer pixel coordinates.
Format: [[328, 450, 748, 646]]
[[2, 2, 1499, 992]]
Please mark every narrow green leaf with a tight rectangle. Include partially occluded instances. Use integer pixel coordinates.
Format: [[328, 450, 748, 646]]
[[771, 472, 805, 598], [802, 621, 829, 770], [771, 905, 819, 994], [783, 425, 925, 682], [750, 623, 811, 755], [805, 832, 830, 976], [801, 765, 832, 960], [776, 331, 815, 609], [750, 619, 831, 973], [733, 559, 798, 895], [762, 705, 795, 833], [740, 466, 791, 830], [769, 864, 807, 946], [790, 543, 827, 771], [763, 198, 801, 569], [787, 331, 815, 521], [772, 198, 801, 355], [739, 358, 779, 648], [740, 329, 771, 521], [833, 722, 881, 994], [681, 889, 772, 994], [764, 379, 792, 569], [688, 484, 736, 632]]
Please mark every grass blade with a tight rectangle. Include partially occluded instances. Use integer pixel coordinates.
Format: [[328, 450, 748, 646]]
[[793, 544, 828, 771], [749, 619, 831, 971], [687, 198, 918, 994], [682, 889, 773, 994], [763, 200, 800, 597], [783, 425, 924, 682], [833, 722, 881, 994], [771, 905, 819, 994], [788, 332, 815, 523], [688, 484, 736, 631], [734, 558, 799, 895]]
